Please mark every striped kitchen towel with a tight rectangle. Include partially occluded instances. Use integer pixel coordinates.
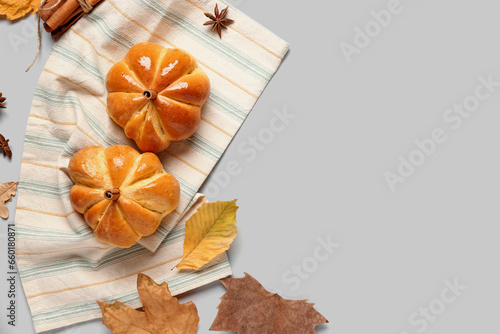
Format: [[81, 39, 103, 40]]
[[14, 0, 289, 332], [17, 195, 232, 332]]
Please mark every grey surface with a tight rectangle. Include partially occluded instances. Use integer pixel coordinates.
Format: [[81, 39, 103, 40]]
[[1, 0, 500, 333]]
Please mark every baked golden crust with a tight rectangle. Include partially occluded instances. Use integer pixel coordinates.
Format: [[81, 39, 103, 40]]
[[68, 145, 180, 248], [106, 42, 210, 153]]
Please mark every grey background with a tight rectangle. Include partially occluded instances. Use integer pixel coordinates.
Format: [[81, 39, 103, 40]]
[[1, 0, 500, 333]]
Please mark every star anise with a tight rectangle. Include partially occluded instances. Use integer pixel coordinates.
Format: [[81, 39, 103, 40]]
[[0, 93, 6, 108], [0, 134, 12, 160], [204, 4, 234, 39]]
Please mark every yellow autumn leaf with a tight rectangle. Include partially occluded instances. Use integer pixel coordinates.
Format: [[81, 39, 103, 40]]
[[0, 0, 40, 20], [176, 199, 238, 270]]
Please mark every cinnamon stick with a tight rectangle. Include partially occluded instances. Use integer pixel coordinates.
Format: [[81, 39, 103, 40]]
[[45, 0, 80, 31], [40, 0, 103, 38], [38, 0, 64, 23]]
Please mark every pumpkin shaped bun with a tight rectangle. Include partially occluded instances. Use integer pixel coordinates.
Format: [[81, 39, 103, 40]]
[[68, 145, 180, 248], [106, 42, 211, 153]]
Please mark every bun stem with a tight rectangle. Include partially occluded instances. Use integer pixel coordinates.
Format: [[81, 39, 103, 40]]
[[104, 188, 120, 201]]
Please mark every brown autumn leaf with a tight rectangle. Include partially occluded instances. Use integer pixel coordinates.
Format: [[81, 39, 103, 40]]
[[98, 273, 199, 334], [0, 182, 17, 219], [211, 273, 329, 334]]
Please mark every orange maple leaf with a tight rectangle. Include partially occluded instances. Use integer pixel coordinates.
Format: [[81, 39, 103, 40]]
[[0, 0, 40, 20], [98, 273, 199, 334]]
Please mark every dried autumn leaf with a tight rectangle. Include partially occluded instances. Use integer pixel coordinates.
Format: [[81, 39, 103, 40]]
[[0, 0, 40, 20], [176, 199, 238, 270], [0, 182, 17, 219], [211, 273, 329, 334], [98, 273, 199, 334]]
